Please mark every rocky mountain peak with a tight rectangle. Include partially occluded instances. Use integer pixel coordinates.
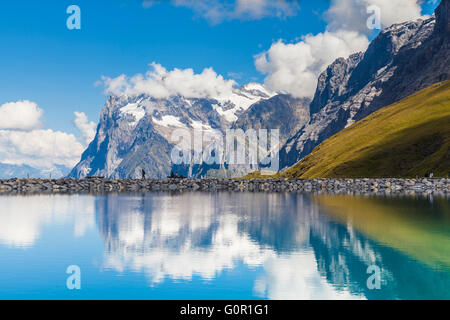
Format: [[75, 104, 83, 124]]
[[310, 52, 364, 115]]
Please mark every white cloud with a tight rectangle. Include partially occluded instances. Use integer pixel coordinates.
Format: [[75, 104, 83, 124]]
[[0, 129, 85, 168], [325, 0, 425, 33], [101, 62, 237, 99], [0, 100, 86, 170], [0, 100, 43, 131], [255, 31, 369, 98], [73, 111, 96, 145], [143, 0, 300, 24], [254, 0, 426, 98]]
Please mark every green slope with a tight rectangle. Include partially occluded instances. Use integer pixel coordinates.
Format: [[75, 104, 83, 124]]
[[282, 81, 450, 178]]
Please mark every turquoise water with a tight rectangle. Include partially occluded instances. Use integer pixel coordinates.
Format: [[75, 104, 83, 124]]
[[0, 192, 449, 300]]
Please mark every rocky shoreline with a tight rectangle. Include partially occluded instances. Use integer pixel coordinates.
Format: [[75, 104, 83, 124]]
[[0, 177, 449, 196]]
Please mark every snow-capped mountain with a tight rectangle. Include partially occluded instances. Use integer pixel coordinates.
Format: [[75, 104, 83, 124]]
[[70, 82, 302, 178], [279, 1, 449, 170]]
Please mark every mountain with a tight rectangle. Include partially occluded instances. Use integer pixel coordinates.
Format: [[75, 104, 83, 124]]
[[232, 94, 310, 144], [280, 81, 450, 178], [279, 0, 450, 170], [0, 163, 70, 179], [196, 94, 310, 178], [69, 82, 308, 178]]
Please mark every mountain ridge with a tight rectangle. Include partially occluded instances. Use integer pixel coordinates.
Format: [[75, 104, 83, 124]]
[[279, 1, 449, 170]]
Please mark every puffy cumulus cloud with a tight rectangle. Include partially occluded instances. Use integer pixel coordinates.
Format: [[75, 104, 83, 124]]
[[0, 100, 43, 131], [325, 0, 426, 34], [0, 129, 85, 169], [0, 100, 87, 170], [142, 0, 300, 24], [101, 62, 237, 99], [73, 111, 97, 145], [255, 31, 369, 98]]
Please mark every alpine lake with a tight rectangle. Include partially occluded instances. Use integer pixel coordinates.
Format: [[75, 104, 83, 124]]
[[0, 191, 449, 300]]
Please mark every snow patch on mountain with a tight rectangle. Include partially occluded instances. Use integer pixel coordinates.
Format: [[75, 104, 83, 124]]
[[120, 103, 146, 127], [153, 115, 187, 128]]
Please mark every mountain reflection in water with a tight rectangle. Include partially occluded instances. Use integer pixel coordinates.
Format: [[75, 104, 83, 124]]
[[0, 192, 449, 299]]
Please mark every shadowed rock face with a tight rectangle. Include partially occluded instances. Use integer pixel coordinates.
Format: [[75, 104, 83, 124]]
[[279, 1, 450, 170], [436, 0, 450, 33], [232, 94, 310, 145]]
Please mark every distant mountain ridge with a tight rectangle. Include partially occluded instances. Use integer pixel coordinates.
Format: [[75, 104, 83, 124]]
[[0, 163, 70, 179], [279, 0, 449, 170]]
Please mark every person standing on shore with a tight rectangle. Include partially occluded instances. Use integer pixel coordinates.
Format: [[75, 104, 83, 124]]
[[142, 169, 146, 180]]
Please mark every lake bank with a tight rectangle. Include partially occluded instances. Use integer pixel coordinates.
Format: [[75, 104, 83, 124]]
[[0, 177, 449, 196]]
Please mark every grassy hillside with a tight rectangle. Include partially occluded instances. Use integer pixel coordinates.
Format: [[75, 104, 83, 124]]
[[280, 81, 450, 178]]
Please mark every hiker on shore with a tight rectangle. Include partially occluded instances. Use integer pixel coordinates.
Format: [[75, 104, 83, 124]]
[[142, 169, 146, 180]]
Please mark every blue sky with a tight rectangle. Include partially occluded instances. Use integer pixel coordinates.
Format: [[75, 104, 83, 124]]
[[0, 1, 329, 136], [0, 0, 440, 164]]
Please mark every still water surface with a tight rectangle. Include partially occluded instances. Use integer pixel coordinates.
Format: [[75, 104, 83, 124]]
[[0, 192, 449, 299]]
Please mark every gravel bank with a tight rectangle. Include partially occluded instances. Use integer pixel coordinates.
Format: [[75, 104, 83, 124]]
[[0, 177, 449, 196]]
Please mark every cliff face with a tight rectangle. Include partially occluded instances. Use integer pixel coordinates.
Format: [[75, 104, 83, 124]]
[[194, 94, 310, 178], [232, 94, 310, 145], [279, 1, 449, 170], [436, 0, 450, 33]]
